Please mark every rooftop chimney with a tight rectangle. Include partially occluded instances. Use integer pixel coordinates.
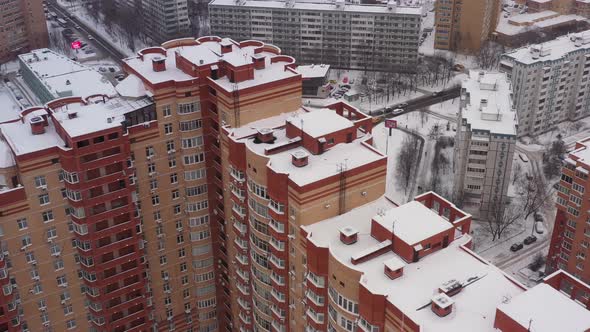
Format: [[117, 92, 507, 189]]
[[291, 150, 309, 167], [152, 56, 167, 72], [256, 128, 275, 143], [383, 257, 405, 280], [220, 40, 233, 54], [67, 110, 78, 119], [439, 279, 463, 296], [252, 54, 266, 70], [431, 293, 454, 317], [30, 116, 45, 135], [387, 0, 397, 11], [339, 226, 358, 245]]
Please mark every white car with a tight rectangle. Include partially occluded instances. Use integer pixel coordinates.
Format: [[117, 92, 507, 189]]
[[392, 108, 404, 115]]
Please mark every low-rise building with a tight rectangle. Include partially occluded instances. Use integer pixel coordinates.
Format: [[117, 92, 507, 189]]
[[19, 49, 117, 103], [500, 30, 590, 136], [296, 64, 331, 98], [453, 71, 517, 216]]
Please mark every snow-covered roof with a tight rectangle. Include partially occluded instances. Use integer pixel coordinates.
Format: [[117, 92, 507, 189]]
[[228, 106, 384, 187], [461, 71, 517, 136], [0, 87, 22, 123], [502, 29, 590, 64], [296, 64, 330, 79], [498, 283, 590, 332], [51, 97, 153, 138], [125, 38, 300, 92], [303, 197, 526, 332], [19, 49, 117, 100], [210, 0, 422, 15], [286, 109, 354, 138], [0, 111, 66, 156], [115, 74, 147, 98], [373, 200, 454, 245], [496, 11, 585, 36]]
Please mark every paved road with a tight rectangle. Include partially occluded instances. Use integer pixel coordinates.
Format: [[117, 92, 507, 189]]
[[373, 86, 461, 119], [47, 1, 126, 65]]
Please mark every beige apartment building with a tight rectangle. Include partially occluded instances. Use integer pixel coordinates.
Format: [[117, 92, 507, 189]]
[[0, 0, 48, 63], [435, 0, 502, 53], [453, 71, 517, 216]]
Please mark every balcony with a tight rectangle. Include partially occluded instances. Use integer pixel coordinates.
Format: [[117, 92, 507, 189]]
[[307, 272, 325, 288], [233, 221, 247, 235], [236, 268, 250, 282], [234, 238, 248, 251], [270, 288, 285, 303], [237, 297, 251, 311], [239, 312, 252, 324], [306, 309, 324, 324], [270, 305, 285, 319], [271, 320, 286, 332], [236, 282, 250, 296], [235, 254, 249, 266]]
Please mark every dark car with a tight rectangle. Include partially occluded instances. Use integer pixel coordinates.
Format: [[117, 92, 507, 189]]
[[397, 103, 408, 108], [524, 235, 537, 245], [510, 243, 524, 252]]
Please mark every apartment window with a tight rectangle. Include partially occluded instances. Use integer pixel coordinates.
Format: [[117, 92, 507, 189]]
[[178, 248, 186, 258], [186, 184, 207, 197], [17, 218, 28, 230], [54, 259, 64, 271], [166, 140, 175, 152], [183, 153, 205, 165], [47, 226, 57, 239], [39, 194, 50, 205], [148, 163, 156, 174], [25, 252, 36, 264], [164, 297, 172, 305], [66, 319, 76, 329], [154, 211, 161, 221], [152, 195, 160, 206], [189, 215, 209, 228], [178, 102, 200, 115], [162, 105, 171, 117], [173, 205, 181, 215], [169, 157, 177, 168], [181, 136, 203, 149], [179, 119, 202, 131], [172, 190, 180, 200], [63, 304, 73, 315], [57, 275, 67, 287], [183, 289, 190, 299], [160, 255, 167, 265], [571, 195, 583, 206], [42, 210, 54, 223], [184, 169, 205, 181], [60, 291, 71, 302], [181, 275, 189, 285], [149, 179, 158, 190], [177, 234, 185, 244], [34, 175, 47, 187], [21, 235, 32, 248], [146, 146, 155, 158], [164, 123, 173, 135], [170, 173, 178, 184]]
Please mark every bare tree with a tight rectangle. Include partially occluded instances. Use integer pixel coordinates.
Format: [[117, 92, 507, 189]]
[[486, 201, 521, 241], [512, 162, 522, 185], [396, 135, 420, 193], [517, 173, 554, 221], [476, 41, 504, 70]]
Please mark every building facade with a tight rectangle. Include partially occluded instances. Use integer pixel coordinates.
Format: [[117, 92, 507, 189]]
[[500, 30, 590, 137], [434, 0, 501, 53], [547, 137, 590, 284], [142, 0, 191, 44], [208, 0, 422, 71], [0, 0, 48, 63], [453, 71, 517, 215]]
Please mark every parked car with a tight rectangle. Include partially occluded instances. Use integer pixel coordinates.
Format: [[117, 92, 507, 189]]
[[392, 108, 404, 115], [533, 212, 544, 223], [524, 235, 537, 245], [397, 102, 408, 109], [88, 34, 94, 40], [510, 243, 524, 252], [535, 221, 546, 234], [519, 153, 529, 162]]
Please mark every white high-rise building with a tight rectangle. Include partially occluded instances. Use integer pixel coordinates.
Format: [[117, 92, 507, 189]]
[[143, 0, 191, 43], [500, 30, 590, 137], [453, 71, 518, 216], [208, 0, 422, 71]]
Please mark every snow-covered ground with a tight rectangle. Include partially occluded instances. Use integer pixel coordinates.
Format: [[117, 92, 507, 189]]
[[56, 0, 147, 57], [373, 123, 412, 204]]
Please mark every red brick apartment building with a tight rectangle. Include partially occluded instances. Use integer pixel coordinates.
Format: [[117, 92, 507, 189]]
[[548, 137, 590, 285], [1, 35, 590, 332]]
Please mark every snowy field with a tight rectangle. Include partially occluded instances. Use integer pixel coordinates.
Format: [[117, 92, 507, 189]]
[[0, 84, 22, 123]]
